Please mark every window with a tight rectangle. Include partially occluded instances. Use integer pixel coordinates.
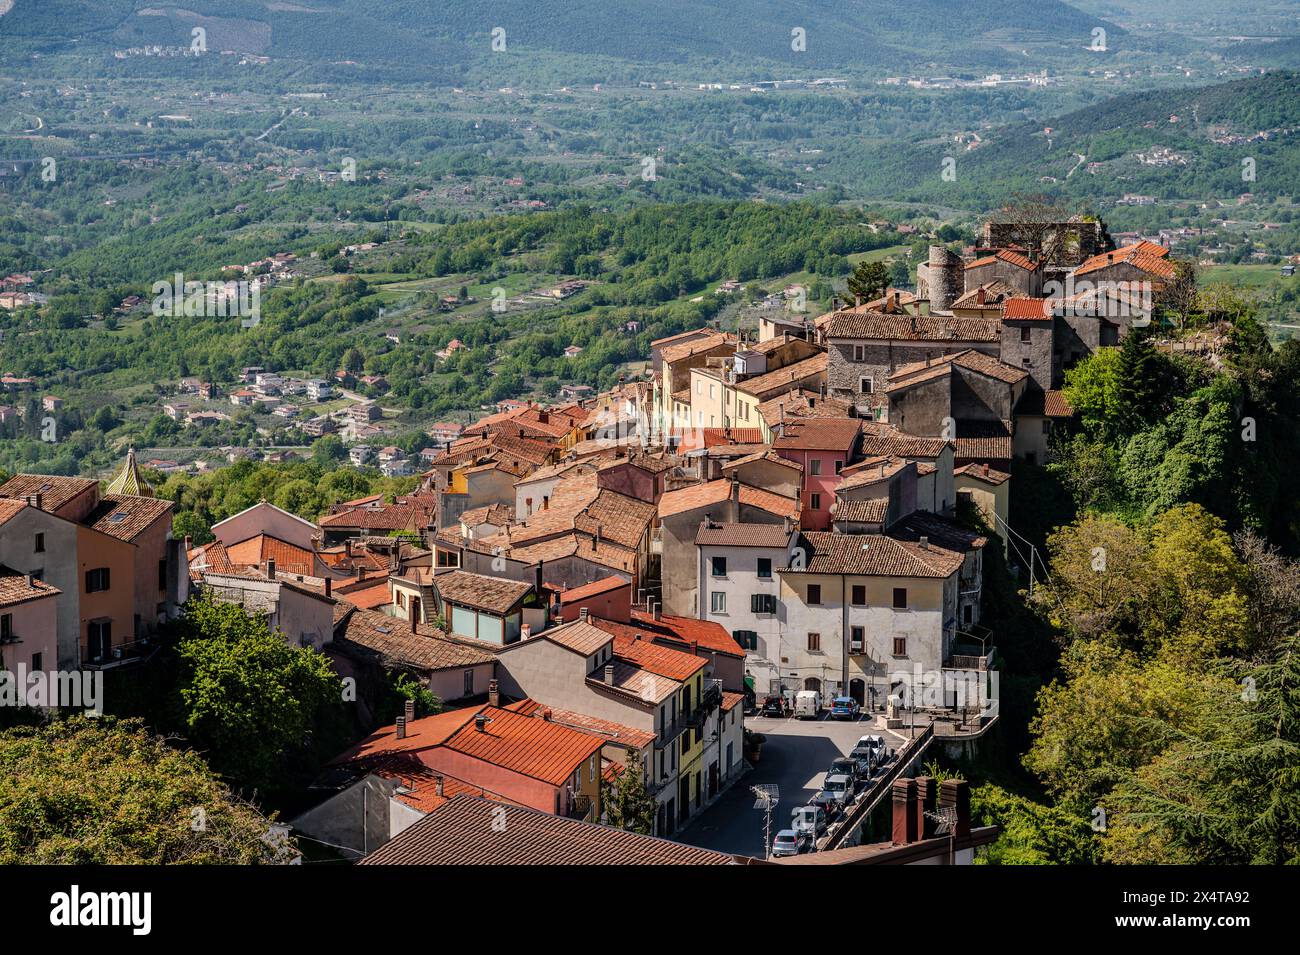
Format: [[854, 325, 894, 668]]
[[893, 637, 907, 657], [34, 533, 44, 553], [0, 614, 11, 641], [892, 587, 908, 609], [963, 604, 973, 624], [751, 593, 776, 615], [590, 755, 597, 782], [851, 584, 866, 605], [850, 625, 865, 649], [810, 459, 822, 476], [695, 381, 702, 395], [834, 459, 844, 475], [853, 345, 865, 363], [1020, 326, 1032, 343], [756, 557, 772, 579], [807, 632, 821, 652], [810, 493, 822, 511], [860, 376, 874, 394], [31, 652, 41, 672], [87, 620, 111, 662], [709, 384, 716, 399], [711, 556, 727, 577], [681, 733, 689, 755], [463, 669, 474, 696], [85, 568, 110, 593], [710, 591, 726, 614], [733, 629, 758, 650], [807, 584, 822, 605]]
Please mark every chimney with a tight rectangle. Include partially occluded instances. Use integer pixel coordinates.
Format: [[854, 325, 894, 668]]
[[404, 698, 415, 723], [783, 515, 792, 534], [344, 538, 352, 558], [579, 607, 590, 623], [892, 778, 919, 845], [982, 463, 989, 476], [730, 478, 740, 519], [33, 493, 42, 510], [919, 536, 929, 550], [409, 598, 418, 632], [603, 663, 615, 685], [184, 535, 192, 551], [395, 716, 407, 739], [854, 294, 861, 307], [916, 776, 938, 840], [324, 577, 332, 598], [474, 713, 489, 732], [939, 778, 971, 839], [976, 286, 986, 305], [266, 559, 276, 579], [488, 679, 500, 707], [653, 601, 662, 622], [435, 776, 445, 797], [542, 708, 552, 721], [26, 572, 35, 588], [357, 567, 366, 581]]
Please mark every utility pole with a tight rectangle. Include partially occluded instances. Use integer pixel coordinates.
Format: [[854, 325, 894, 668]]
[[751, 784, 778, 859]]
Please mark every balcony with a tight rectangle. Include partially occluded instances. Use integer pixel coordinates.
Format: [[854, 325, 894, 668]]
[[82, 638, 155, 670]]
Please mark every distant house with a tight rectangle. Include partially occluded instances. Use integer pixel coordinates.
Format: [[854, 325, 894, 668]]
[[359, 374, 389, 393], [428, 422, 464, 446], [302, 416, 336, 437], [42, 396, 63, 413], [349, 445, 376, 467], [229, 390, 260, 407], [564, 345, 584, 358], [306, 380, 333, 401]]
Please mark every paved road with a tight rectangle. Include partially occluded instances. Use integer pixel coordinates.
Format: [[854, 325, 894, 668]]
[[676, 712, 913, 857]]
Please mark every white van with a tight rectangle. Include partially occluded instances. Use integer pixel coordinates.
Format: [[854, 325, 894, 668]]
[[794, 690, 821, 719]]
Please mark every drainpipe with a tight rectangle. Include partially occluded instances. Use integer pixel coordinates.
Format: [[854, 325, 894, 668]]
[[841, 574, 849, 697]]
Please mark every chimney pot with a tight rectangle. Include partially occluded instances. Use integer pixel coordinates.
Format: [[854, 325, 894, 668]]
[[939, 778, 972, 838], [474, 714, 488, 732], [435, 776, 445, 796], [916, 776, 938, 840], [892, 778, 919, 845], [579, 607, 589, 622], [603, 663, 615, 685], [919, 535, 929, 550], [488, 679, 500, 707], [395, 716, 407, 739]]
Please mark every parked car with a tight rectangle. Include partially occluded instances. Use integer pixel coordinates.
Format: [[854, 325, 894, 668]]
[[853, 735, 888, 769], [791, 804, 827, 838], [794, 690, 821, 719], [830, 696, 860, 720], [809, 789, 841, 820], [772, 828, 811, 857], [760, 695, 790, 718], [828, 756, 865, 787], [820, 773, 854, 812]]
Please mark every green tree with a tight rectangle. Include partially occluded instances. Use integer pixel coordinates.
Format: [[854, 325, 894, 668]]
[[846, 260, 889, 303], [602, 758, 657, 835], [0, 716, 285, 863], [171, 594, 343, 796], [972, 784, 1099, 865]]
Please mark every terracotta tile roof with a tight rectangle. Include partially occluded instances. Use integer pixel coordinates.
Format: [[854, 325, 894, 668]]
[[658, 480, 800, 520], [720, 449, 803, 473], [950, 281, 1020, 310], [335, 705, 603, 787], [612, 635, 707, 681], [332, 579, 393, 610], [786, 530, 964, 578], [593, 609, 746, 660], [826, 311, 1000, 343], [858, 422, 951, 459], [757, 389, 853, 429], [528, 619, 615, 656], [335, 606, 496, 672], [660, 331, 736, 365], [955, 463, 1011, 485], [459, 503, 514, 528], [559, 575, 628, 603], [833, 499, 889, 523], [360, 795, 736, 865], [1044, 389, 1073, 417], [0, 474, 98, 513], [772, 416, 861, 452], [85, 494, 173, 543], [1075, 242, 1175, 280], [953, 432, 1013, 461], [433, 570, 532, 615], [594, 658, 680, 704], [484, 471, 601, 546], [1001, 297, 1053, 321], [695, 522, 794, 548], [0, 499, 26, 528], [837, 455, 912, 490], [966, 248, 1039, 272], [736, 353, 828, 400], [506, 699, 657, 749], [573, 536, 638, 573], [516, 460, 592, 485], [886, 350, 1027, 390], [370, 756, 516, 814], [224, 534, 316, 575], [889, 510, 988, 552], [188, 540, 236, 576], [573, 489, 656, 550], [318, 493, 437, 531], [0, 565, 60, 609], [722, 690, 745, 712]]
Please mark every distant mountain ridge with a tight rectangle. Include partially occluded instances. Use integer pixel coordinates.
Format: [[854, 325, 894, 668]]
[[1, 0, 1121, 76]]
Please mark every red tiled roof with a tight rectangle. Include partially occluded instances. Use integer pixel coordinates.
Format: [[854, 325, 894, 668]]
[[360, 795, 736, 865], [0, 565, 60, 609], [785, 530, 964, 578], [1074, 242, 1176, 280], [334, 607, 496, 672], [966, 248, 1039, 272], [886, 350, 1027, 390], [695, 522, 794, 549], [955, 463, 1011, 485], [629, 609, 745, 659], [559, 575, 629, 603], [506, 699, 657, 749], [225, 533, 317, 575], [658, 480, 799, 520], [1001, 297, 1053, 321], [772, 416, 861, 452], [826, 311, 1000, 343], [433, 570, 531, 615], [612, 634, 707, 682], [0, 474, 98, 513], [736, 353, 828, 400]]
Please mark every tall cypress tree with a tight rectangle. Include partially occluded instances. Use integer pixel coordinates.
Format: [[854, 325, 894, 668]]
[[1114, 328, 1158, 436]]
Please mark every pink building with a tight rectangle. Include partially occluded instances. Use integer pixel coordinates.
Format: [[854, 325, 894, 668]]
[[772, 417, 862, 531], [0, 566, 60, 676]]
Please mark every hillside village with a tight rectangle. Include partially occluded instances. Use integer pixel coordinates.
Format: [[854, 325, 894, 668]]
[[0, 212, 1188, 864]]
